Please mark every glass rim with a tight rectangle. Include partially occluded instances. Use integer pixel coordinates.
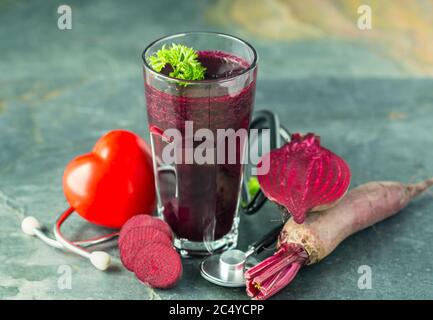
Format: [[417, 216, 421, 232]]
[[142, 31, 258, 84]]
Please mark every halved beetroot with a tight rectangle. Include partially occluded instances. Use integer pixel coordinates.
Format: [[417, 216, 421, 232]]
[[258, 133, 351, 224], [119, 226, 172, 271], [119, 214, 173, 245], [133, 242, 182, 289]]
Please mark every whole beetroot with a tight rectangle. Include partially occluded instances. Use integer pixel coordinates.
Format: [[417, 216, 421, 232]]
[[246, 178, 433, 300]]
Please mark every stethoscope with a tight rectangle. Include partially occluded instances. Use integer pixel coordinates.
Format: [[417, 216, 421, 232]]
[[200, 110, 291, 287], [21, 110, 290, 279], [21, 207, 117, 270]]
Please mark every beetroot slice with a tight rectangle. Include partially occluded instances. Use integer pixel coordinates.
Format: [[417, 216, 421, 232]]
[[119, 226, 172, 271], [119, 215, 152, 242], [121, 214, 153, 233], [142, 218, 173, 240], [119, 215, 173, 245], [133, 242, 182, 289]]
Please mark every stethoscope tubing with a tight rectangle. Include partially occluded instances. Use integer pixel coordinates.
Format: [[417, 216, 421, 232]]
[[241, 110, 291, 215], [53, 207, 118, 259], [32, 208, 118, 250]]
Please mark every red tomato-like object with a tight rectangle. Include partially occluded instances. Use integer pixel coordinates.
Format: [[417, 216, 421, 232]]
[[63, 130, 156, 229]]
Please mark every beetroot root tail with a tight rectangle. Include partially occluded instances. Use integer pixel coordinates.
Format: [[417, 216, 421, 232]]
[[407, 177, 433, 198]]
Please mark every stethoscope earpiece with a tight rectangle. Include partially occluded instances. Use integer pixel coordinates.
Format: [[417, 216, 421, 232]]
[[21, 216, 41, 236], [89, 251, 112, 271], [21, 210, 116, 271]]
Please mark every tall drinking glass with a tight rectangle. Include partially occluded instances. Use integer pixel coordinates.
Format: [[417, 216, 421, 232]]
[[142, 32, 258, 256]]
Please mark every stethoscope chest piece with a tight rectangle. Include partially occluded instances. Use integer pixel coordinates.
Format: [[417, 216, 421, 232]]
[[200, 249, 258, 287], [200, 220, 284, 287]]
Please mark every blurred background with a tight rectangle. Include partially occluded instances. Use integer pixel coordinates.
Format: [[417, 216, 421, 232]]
[[1, 0, 433, 300]]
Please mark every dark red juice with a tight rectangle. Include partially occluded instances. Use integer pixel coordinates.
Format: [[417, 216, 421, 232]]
[[145, 51, 256, 242]]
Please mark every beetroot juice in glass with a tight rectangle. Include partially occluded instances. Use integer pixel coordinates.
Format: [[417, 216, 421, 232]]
[[142, 32, 258, 255]]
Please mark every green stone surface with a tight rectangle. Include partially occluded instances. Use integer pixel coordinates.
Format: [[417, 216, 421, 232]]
[[1, 0, 433, 300]]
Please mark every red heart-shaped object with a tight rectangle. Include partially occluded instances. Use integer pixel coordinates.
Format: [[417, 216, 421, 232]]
[[63, 130, 156, 228]]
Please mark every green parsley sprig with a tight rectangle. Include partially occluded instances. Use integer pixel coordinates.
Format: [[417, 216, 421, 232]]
[[147, 43, 206, 84]]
